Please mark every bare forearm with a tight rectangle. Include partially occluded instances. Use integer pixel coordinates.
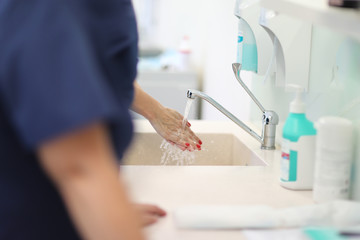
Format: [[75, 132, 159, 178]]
[[131, 81, 164, 121], [59, 166, 143, 240], [38, 124, 144, 240]]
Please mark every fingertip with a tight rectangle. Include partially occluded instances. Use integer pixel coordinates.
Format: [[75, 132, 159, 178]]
[[159, 210, 167, 216], [199, 140, 203, 145], [152, 206, 167, 216]]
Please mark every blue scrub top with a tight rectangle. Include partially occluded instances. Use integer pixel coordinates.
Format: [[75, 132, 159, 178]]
[[0, 0, 138, 239]]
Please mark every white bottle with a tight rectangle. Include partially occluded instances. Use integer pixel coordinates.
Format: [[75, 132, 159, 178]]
[[351, 122, 360, 201], [280, 86, 316, 190], [313, 116, 354, 203], [178, 35, 191, 71]]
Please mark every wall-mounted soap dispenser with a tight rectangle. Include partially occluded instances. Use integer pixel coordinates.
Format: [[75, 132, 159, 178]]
[[234, 0, 275, 75], [259, 7, 312, 90], [235, 0, 313, 90]]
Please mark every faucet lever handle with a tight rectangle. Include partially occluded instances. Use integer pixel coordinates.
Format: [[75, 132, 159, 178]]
[[231, 63, 241, 76], [231, 63, 266, 113], [231, 63, 242, 76]]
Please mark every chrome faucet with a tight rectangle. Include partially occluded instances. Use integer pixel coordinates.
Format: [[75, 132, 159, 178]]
[[187, 63, 279, 150]]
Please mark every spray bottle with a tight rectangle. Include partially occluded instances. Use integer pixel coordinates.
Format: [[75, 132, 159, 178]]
[[280, 85, 316, 190]]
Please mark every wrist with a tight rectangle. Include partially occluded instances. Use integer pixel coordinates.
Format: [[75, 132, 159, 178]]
[[145, 102, 165, 122]]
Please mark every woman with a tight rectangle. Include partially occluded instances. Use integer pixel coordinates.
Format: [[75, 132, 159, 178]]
[[0, 0, 200, 239]]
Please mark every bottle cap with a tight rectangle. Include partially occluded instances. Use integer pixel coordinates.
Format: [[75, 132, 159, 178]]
[[286, 84, 306, 113]]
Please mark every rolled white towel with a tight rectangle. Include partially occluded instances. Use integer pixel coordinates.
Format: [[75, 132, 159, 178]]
[[173, 200, 360, 229], [174, 205, 280, 229]]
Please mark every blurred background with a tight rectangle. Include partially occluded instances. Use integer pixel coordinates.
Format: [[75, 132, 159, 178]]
[[131, 0, 252, 121], [132, 0, 360, 130]]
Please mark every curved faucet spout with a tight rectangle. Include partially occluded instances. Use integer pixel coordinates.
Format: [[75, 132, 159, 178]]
[[187, 89, 263, 144], [186, 63, 279, 150]]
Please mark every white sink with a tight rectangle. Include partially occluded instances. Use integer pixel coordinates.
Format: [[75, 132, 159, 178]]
[[122, 132, 266, 166]]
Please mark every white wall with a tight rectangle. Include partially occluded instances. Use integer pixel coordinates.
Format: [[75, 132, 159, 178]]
[[200, 1, 251, 121]]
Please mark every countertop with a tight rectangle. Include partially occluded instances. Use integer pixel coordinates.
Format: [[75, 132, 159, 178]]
[[121, 120, 314, 240]]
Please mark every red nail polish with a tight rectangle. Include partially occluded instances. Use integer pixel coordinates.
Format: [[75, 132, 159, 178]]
[[188, 122, 191, 127], [185, 143, 190, 147], [196, 144, 201, 149], [199, 140, 202, 145]]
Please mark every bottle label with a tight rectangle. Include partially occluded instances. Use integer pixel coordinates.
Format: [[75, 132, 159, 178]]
[[281, 139, 298, 182], [281, 139, 290, 181]]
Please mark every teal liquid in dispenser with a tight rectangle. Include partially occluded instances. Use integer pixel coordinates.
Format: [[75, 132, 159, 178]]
[[236, 18, 258, 73], [242, 43, 258, 72], [280, 85, 316, 190]]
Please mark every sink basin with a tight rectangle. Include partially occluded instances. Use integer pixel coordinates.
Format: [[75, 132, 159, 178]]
[[122, 132, 266, 166]]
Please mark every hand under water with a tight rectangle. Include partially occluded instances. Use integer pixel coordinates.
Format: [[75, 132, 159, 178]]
[[148, 107, 202, 151]]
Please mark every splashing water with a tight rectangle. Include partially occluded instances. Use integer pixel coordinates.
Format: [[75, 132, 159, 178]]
[[160, 98, 196, 165], [160, 139, 195, 165]]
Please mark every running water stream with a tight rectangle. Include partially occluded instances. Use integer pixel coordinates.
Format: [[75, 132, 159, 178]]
[[182, 98, 194, 130], [160, 98, 196, 165]]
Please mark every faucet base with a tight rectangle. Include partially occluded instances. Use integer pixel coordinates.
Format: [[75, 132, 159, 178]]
[[261, 145, 276, 150]]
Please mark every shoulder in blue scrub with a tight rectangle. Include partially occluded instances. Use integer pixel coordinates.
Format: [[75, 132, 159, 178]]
[[0, 0, 138, 239]]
